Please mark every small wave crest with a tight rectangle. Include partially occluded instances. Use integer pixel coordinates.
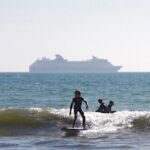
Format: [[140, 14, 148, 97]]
[[0, 108, 72, 136], [0, 108, 150, 136], [0, 108, 75, 125]]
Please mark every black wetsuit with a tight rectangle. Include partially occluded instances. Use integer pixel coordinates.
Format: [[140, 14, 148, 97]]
[[71, 97, 86, 128], [107, 104, 112, 113], [106, 104, 116, 113], [96, 103, 107, 113]]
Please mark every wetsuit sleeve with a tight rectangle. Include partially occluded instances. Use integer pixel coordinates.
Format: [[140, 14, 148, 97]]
[[82, 97, 88, 109], [69, 98, 74, 115]]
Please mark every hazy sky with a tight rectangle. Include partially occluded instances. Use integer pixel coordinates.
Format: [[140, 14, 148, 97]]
[[0, 0, 150, 72]]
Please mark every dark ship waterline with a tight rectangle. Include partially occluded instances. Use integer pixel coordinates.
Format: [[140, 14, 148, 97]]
[[29, 55, 122, 73]]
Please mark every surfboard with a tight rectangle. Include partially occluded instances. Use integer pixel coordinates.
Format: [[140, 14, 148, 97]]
[[61, 127, 87, 136], [96, 111, 116, 114]]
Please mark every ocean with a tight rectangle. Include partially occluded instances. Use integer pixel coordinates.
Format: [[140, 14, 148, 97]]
[[0, 73, 150, 150]]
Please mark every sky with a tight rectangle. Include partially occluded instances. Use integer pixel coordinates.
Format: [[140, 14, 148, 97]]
[[0, 0, 150, 72]]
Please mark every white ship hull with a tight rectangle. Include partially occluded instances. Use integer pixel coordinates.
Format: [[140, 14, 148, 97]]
[[29, 55, 122, 73]]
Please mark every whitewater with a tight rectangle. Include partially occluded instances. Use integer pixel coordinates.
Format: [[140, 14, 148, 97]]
[[0, 108, 150, 136]]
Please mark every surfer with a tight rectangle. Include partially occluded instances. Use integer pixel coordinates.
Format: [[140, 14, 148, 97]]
[[96, 99, 107, 113], [69, 90, 88, 129], [107, 101, 116, 113]]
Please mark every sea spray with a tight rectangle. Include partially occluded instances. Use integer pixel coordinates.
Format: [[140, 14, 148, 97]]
[[52, 109, 150, 134]]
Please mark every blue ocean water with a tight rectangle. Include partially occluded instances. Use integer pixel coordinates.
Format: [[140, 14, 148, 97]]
[[1, 73, 150, 110], [0, 73, 150, 150]]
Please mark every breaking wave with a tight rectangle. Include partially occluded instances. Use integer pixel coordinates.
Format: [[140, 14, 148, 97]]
[[0, 108, 150, 136]]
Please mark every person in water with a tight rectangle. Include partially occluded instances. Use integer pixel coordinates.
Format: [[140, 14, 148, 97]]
[[107, 101, 116, 113], [96, 99, 107, 113], [69, 90, 88, 128]]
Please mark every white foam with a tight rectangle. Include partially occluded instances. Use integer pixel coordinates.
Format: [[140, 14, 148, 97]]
[[51, 109, 150, 135], [84, 111, 146, 133]]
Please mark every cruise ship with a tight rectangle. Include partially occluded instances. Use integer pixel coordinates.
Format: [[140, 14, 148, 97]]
[[29, 55, 122, 73]]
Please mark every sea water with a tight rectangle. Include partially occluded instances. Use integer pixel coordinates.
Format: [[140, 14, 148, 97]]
[[0, 73, 150, 149]]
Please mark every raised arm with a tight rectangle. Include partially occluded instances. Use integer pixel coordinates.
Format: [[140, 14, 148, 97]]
[[69, 99, 74, 115], [83, 99, 89, 110]]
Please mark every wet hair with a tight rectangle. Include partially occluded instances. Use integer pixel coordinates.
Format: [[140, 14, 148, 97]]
[[75, 90, 81, 95], [98, 99, 103, 103]]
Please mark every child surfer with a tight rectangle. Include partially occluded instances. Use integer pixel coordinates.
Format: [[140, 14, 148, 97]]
[[69, 90, 88, 129], [107, 101, 116, 113]]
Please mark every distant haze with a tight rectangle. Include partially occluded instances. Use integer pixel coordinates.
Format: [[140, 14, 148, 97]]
[[0, 0, 150, 72]]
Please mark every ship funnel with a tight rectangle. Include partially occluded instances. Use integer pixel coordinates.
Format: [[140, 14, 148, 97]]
[[92, 56, 99, 60], [55, 54, 64, 61]]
